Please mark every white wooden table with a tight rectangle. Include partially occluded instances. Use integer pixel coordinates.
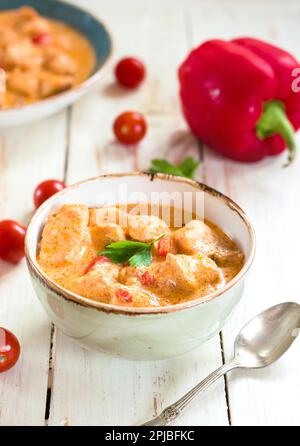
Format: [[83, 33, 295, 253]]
[[1, 0, 300, 426]]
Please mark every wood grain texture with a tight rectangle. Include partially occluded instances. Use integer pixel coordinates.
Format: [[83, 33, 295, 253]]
[[48, 1, 228, 426], [0, 112, 68, 425]]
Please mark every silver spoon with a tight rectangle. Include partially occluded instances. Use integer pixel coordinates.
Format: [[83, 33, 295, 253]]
[[142, 302, 300, 426]]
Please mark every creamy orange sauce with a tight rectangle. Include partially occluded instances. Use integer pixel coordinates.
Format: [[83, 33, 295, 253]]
[[37, 204, 244, 308], [0, 6, 96, 109]]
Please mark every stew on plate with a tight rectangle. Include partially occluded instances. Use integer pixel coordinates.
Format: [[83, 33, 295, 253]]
[[0, 6, 95, 109]]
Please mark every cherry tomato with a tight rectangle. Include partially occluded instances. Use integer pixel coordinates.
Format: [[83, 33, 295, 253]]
[[0, 327, 20, 373], [34, 179, 66, 208], [0, 220, 26, 264], [32, 33, 52, 45], [113, 111, 147, 145], [157, 236, 171, 257], [115, 57, 146, 88], [84, 256, 111, 274], [115, 288, 132, 304], [140, 271, 155, 287]]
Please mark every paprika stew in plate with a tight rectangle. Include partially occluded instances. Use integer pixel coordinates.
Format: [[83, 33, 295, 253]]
[[0, 6, 95, 109]]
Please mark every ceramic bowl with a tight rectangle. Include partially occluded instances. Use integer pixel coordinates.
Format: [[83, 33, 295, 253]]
[[0, 0, 113, 127], [25, 173, 255, 360]]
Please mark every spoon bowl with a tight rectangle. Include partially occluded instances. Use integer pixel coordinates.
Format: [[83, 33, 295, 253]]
[[235, 302, 300, 368]]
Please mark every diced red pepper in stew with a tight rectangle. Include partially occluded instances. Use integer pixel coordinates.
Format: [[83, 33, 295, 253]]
[[140, 271, 156, 287], [157, 236, 171, 257], [115, 288, 133, 303], [84, 255, 111, 274], [32, 33, 52, 45]]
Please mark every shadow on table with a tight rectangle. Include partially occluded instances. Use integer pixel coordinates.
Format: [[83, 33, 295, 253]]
[[0, 259, 17, 280], [101, 82, 133, 99]]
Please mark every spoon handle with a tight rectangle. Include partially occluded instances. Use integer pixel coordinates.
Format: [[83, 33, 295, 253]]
[[141, 359, 239, 426]]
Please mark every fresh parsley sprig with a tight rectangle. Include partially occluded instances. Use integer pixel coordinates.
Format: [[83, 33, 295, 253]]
[[148, 156, 200, 179], [99, 233, 166, 267]]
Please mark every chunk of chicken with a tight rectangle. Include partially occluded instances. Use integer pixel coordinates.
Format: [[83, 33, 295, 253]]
[[19, 17, 51, 37], [172, 220, 218, 256], [212, 249, 244, 267], [118, 266, 145, 286], [149, 253, 221, 297], [70, 262, 120, 303], [14, 6, 38, 22], [128, 215, 169, 242], [0, 26, 18, 48], [2, 38, 43, 69], [89, 207, 129, 229], [173, 220, 243, 267], [43, 47, 76, 75], [39, 205, 90, 266], [111, 284, 160, 307], [39, 71, 74, 98], [10, 7, 50, 37], [7, 68, 39, 97], [90, 223, 126, 251]]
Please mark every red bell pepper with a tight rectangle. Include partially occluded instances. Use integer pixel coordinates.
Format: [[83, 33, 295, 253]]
[[178, 38, 300, 164]]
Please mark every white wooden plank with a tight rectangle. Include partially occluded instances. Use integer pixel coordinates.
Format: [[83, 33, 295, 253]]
[[203, 152, 300, 426], [0, 112, 68, 425], [190, 0, 300, 425], [50, 335, 228, 426], [49, 1, 228, 426]]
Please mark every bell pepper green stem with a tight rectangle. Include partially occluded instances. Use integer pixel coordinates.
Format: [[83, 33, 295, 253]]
[[256, 100, 296, 166]]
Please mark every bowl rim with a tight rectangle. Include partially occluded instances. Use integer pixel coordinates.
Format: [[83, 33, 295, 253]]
[[0, 0, 114, 115], [25, 172, 256, 315]]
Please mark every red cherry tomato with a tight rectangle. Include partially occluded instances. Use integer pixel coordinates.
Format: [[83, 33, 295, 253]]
[[0, 220, 26, 264], [32, 33, 52, 45], [34, 179, 66, 208], [115, 57, 146, 88], [115, 288, 132, 304], [113, 111, 147, 145], [140, 271, 155, 287], [0, 327, 20, 373], [84, 256, 111, 274], [157, 236, 171, 257]]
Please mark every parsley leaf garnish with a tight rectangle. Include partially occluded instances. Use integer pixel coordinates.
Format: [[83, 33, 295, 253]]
[[177, 157, 200, 178], [129, 247, 152, 267], [99, 233, 166, 267], [148, 156, 200, 179]]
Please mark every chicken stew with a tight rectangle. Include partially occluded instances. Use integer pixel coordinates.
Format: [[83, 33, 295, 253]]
[[0, 6, 96, 109], [37, 204, 244, 307]]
